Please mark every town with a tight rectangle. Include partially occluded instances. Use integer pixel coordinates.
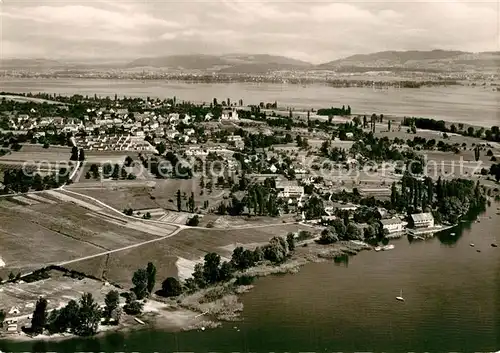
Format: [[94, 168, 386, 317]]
[[0, 91, 499, 339]]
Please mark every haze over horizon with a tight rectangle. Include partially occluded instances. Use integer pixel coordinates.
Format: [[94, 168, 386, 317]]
[[1, 0, 499, 64]]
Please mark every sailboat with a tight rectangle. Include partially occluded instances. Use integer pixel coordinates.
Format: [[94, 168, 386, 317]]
[[396, 289, 405, 302]]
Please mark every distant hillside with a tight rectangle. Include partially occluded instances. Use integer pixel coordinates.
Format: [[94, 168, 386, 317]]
[[125, 54, 311, 72], [0, 59, 64, 69], [222, 54, 311, 67], [315, 50, 500, 72], [125, 55, 230, 70]]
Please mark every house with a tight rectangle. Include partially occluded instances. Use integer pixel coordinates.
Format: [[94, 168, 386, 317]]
[[276, 181, 304, 198], [8, 306, 20, 315], [165, 130, 179, 139], [7, 323, 18, 333], [227, 135, 243, 143], [411, 213, 434, 228], [221, 109, 239, 121], [380, 217, 404, 234]]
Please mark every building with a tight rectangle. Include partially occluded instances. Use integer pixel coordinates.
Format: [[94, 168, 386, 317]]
[[276, 181, 304, 199], [380, 217, 404, 234], [411, 213, 434, 228], [221, 109, 239, 121]]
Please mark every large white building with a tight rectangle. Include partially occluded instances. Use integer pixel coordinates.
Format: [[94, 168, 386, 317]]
[[221, 109, 239, 121], [380, 217, 405, 234], [411, 213, 435, 228]]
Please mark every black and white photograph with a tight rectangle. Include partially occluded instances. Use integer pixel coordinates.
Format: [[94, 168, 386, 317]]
[[0, 0, 499, 352]]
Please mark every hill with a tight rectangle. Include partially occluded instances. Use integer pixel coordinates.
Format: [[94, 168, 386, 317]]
[[0, 59, 65, 70], [315, 50, 500, 72], [125, 54, 312, 72]]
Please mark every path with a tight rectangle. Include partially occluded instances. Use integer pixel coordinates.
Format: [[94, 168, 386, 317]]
[[57, 226, 184, 266]]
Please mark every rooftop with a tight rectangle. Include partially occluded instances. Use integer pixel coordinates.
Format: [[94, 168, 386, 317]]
[[411, 212, 434, 222]]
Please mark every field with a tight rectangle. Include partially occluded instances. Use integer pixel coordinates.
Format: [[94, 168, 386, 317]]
[[69, 178, 230, 214], [0, 190, 178, 278], [0, 202, 102, 278], [0, 95, 65, 105], [66, 223, 317, 290], [0, 270, 109, 319]]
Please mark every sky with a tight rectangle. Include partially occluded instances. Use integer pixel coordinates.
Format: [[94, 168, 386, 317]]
[[1, 0, 499, 64]]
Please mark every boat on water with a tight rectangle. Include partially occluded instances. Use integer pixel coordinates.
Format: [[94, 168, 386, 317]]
[[374, 246, 382, 252], [396, 289, 405, 302], [450, 233, 456, 236], [382, 244, 395, 251], [491, 244, 498, 248], [470, 243, 475, 247]]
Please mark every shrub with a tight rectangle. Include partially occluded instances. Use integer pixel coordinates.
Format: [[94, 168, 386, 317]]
[[235, 275, 254, 286]]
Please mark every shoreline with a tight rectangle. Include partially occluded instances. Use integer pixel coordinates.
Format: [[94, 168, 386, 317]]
[[0, 204, 492, 343], [0, 240, 372, 343]]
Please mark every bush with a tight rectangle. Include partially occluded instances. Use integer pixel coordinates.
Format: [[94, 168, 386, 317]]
[[186, 215, 200, 226], [159, 277, 183, 297], [235, 275, 254, 286]]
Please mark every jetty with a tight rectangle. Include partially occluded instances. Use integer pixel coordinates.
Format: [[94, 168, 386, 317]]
[[195, 311, 209, 318], [134, 318, 145, 325]]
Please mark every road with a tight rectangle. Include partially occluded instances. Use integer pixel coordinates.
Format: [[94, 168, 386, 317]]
[[57, 226, 185, 266]]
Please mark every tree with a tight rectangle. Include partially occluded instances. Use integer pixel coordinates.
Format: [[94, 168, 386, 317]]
[[474, 146, 480, 162], [132, 268, 148, 299], [176, 189, 182, 212], [70, 146, 79, 161], [346, 223, 363, 241], [161, 277, 183, 297], [104, 290, 120, 321], [286, 233, 296, 251], [203, 253, 221, 284], [111, 163, 120, 179], [0, 309, 5, 327], [231, 247, 256, 270], [317, 228, 338, 244], [188, 192, 195, 213], [263, 237, 289, 264], [146, 262, 157, 295], [186, 215, 200, 226], [124, 292, 143, 315], [219, 261, 234, 282], [156, 142, 166, 155], [78, 148, 85, 161], [31, 297, 48, 334], [76, 293, 101, 336], [125, 156, 134, 167]]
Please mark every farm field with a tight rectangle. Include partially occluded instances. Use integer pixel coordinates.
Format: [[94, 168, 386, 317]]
[[0, 146, 72, 163], [70, 178, 230, 213], [66, 223, 316, 289], [0, 191, 179, 278], [0, 204, 103, 278], [0, 270, 109, 319], [71, 186, 159, 211]]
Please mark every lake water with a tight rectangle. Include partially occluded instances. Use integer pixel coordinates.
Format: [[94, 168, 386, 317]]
[[1, 204, 499, 352], [1, 78, 499, 128]]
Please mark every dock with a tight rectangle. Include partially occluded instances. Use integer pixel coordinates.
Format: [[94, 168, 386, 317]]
[[134, 317, 145, 325], [195, 311, 209, 318]]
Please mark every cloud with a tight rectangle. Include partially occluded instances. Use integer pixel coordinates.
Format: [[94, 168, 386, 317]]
[[1, 0, 498, 63]]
